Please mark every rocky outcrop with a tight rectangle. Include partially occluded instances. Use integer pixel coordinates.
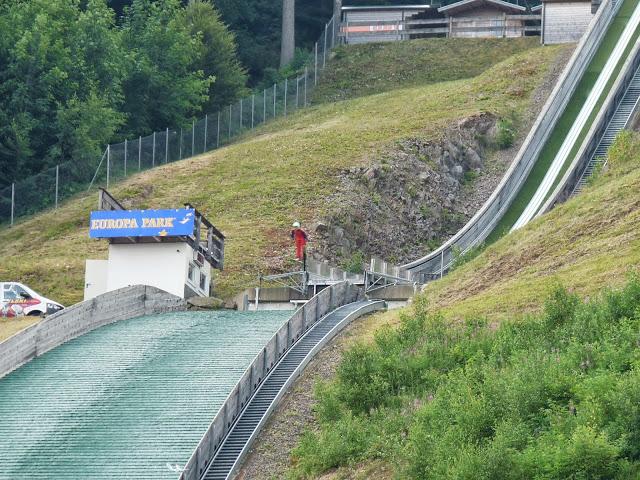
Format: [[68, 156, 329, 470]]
[[313, 113, 507, 268]]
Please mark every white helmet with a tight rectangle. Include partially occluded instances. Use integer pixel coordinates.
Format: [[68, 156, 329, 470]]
[[292, 221, 301, 228]]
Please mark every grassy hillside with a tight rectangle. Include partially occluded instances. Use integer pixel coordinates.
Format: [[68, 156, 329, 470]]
[[287, 132, 640, 479], [0, 42, 566, 342], [312, 37, 540, 103]]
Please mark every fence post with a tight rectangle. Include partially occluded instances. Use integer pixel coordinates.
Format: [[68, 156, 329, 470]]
[[216, 112, 221, 148], [55, 165, 59, 210], [284, 78, 288, 116], [10, 183, 14, 227], [228, 105, 232, 139], [273, 83, 277, 117], [314, 43, 318, 85], [152, 132, 156, 167], [251, 95, 255, 128], [166, 128, 170, 163], [124, 139, 128, 177], [263, 89, 267, 121], [204, 114, 208, 152], [240, 99, 243, 129], [138, 136, 142, 170], [323, 24, 328, 69], [296, 76, 300, 108], [192, 120, 195, 157], [179, 128, 183, 160], [304, 67, 308, 106], [106, 144, 110, 189]]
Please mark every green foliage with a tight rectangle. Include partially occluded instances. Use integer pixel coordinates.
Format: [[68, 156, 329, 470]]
[[290, 277, 640, 479], [0, 0, 247, 187], [496, 117, 516, 149], [450, 244, 484, 271], [341, 250, 366, 274]]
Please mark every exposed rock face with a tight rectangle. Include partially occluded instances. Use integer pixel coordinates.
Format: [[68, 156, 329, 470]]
[[313, 113, 504, 267]]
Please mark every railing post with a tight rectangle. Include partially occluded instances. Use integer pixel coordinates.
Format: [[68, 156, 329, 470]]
[[138, 136, 142, 170], [192, 120, 195, 156], [106, 144, 110, 189], [440, 250, 444, 279], [165, 128, 170, 163], [204, 115, 208, 152], [217, 111, 221, 148], [124, 139, 128, 177], [55, 165, 59, 209], [284, 78, 288, 116], [152, 132, 156, 167], [10, 182, 14, 226]]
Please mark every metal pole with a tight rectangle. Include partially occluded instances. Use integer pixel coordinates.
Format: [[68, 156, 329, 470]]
[[152, 132, 156, 167], [55, 165, 59, 209], [440, 250, 444, 279], [138, 136, 141, 170], [296, 76, 299, 108], [179, 128, 183, 159], [240, 99, 243, 129], [304, 67, 308, 106], [216, 111, 220, 148], [204, 115, 208, 152], [314, 43, 318, 85], [284, 78, 288, 116], [323, 25, 328, 69], [273, 83, 277, 117], [124, 139, 128, 176], [228, 105, 232, 139], [251, 95, 255, 128], [331, 15, 336, 48], [10, 183, 14, 226], [106, 144, 110, 189], [165, 127, 169, 163], [263, 89, 267, 121]]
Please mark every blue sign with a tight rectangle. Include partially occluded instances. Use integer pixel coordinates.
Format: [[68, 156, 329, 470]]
[[89, 208, 195, 239]]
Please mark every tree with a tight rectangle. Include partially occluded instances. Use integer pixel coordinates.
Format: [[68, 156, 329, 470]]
[[182, 0, 248, 111], [280, 0, 295, 67]]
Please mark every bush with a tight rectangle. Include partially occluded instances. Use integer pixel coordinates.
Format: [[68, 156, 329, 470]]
[[289, 278, 640, 479], [496, 118, 516, 149]]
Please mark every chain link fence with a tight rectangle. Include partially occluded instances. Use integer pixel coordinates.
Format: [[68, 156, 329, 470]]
[[1, 14, 341, 226]]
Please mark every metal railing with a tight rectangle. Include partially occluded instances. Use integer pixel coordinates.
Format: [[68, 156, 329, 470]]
[[179, 281, 364, 480], [341, 15, 541, 43], [0, 13, 342, 227]]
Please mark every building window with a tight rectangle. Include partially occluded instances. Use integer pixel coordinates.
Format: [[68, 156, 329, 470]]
[[188, 263, 196, 282], [200, 273, 207, 292]]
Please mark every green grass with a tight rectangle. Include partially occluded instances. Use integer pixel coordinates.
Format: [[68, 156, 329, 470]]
[[312, 37, 542, 104], [489, 0, 640, 241], [288, 133, 640, 480], [0, 42, 565, 309]]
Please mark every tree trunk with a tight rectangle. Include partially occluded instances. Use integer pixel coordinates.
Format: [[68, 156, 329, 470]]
[[333, 0, 342, 21], [280, 0, 295, 67]]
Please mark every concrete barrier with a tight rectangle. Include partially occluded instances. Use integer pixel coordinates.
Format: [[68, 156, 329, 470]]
[[0, 285, 186, 379]]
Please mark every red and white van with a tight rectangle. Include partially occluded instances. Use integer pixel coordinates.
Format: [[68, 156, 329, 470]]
[[0, 282, 64, 318]]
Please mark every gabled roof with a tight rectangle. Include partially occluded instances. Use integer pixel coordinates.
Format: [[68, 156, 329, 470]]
[[341, 5, 432, 11], [438, 0, 527, 14]]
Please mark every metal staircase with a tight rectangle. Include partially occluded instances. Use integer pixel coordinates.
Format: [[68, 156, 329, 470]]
[[202, 300, 383, 480], [572, 63, 640, 195]]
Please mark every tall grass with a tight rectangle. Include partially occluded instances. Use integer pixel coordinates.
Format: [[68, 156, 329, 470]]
[[289, 277, 640, 479]]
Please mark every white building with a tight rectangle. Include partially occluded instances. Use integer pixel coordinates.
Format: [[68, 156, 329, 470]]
[[84, 190, 224, 301]]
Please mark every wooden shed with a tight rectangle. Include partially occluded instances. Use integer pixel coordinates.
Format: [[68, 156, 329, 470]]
[[341, 5, 435, 44], [438, 0, 529, 38], [541, 0, 595, 44]]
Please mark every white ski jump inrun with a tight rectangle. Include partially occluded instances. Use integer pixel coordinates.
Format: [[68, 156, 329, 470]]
[[511, 1, 640, 231]]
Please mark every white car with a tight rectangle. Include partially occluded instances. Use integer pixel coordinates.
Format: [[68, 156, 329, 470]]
[[0, 282, 64, 318]]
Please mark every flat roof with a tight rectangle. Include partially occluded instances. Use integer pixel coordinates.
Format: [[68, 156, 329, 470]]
[[342, 5, 433, 11]]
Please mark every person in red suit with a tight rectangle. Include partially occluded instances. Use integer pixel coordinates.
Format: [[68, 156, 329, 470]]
[[291, 221, 308, 261]]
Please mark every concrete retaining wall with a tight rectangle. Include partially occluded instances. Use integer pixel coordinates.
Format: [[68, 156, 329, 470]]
[[0, 285, 186, 379]]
